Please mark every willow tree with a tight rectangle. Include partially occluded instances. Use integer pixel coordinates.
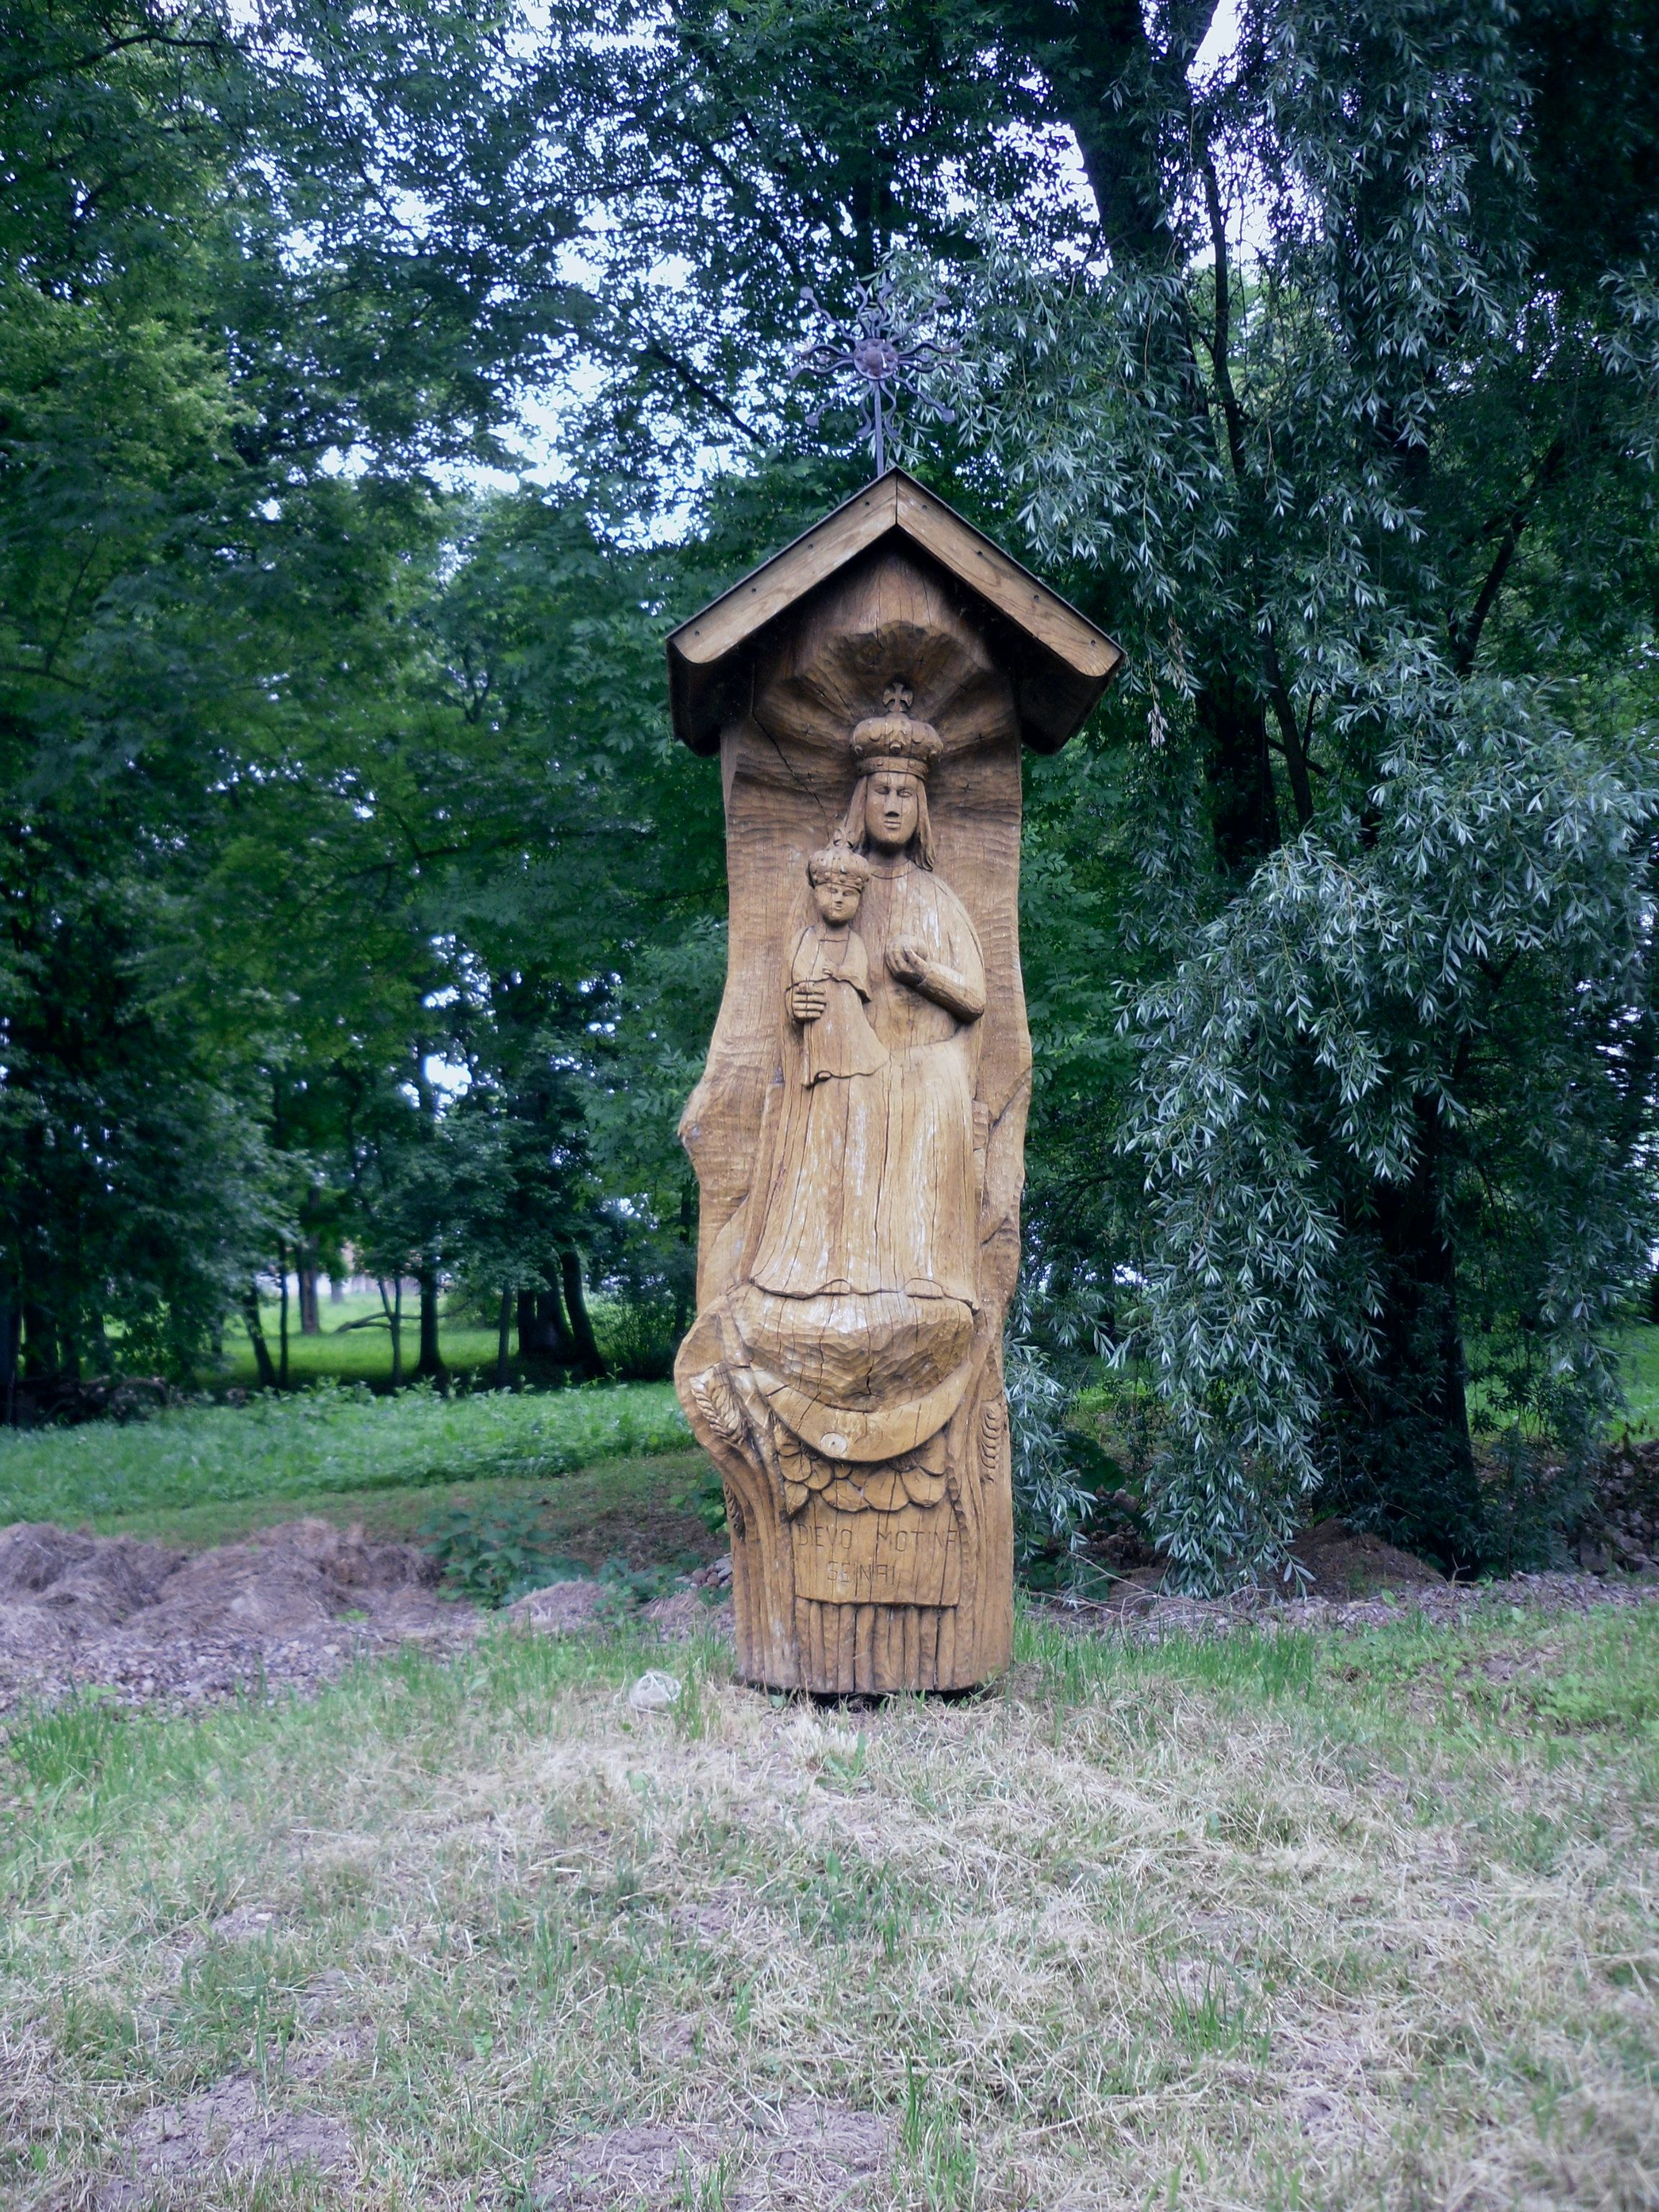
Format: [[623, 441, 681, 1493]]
[[940, 0, 1659, 1579]]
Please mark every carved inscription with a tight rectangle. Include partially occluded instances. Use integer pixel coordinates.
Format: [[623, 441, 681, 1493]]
[[791, 1496, 961, 1606]]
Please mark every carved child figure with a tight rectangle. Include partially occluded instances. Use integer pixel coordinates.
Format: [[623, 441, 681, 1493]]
[[787, 842, 888, 1086]]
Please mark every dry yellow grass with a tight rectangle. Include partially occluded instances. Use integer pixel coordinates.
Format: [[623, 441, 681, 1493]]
[[3, 1600, 1658, 2209]]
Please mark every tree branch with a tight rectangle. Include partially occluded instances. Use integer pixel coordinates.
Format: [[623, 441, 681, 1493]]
[[1198, 153, 1316, 830], [2, 27, 235, 95], [1450, 435, 1567, 675], [641, 342, 763, 444], [1198, 153, 1247, 483], [1261, 626, 1316, 832]]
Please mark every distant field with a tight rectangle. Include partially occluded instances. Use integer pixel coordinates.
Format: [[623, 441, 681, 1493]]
[[216, 1288, 675, 1389], [220, 1290, 510, 1387], [1076, 1322, 1659, 1447]]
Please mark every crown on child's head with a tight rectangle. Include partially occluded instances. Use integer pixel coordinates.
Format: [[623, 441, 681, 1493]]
[[807, 837, 873, 890], [850, 679, 943, 781]]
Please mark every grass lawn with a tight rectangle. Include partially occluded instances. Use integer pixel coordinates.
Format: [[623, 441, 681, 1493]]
[[1619, 1322, 1659, 1439], [3, 1602, 1657, 2208], [0, 1384, 694, 1547]]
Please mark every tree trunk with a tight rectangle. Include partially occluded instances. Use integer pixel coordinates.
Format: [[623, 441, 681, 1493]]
[[297, 1251, 320, 1336], [415, 1265, 444, 1383], [997, 0, 1195, 270], [379, 1277, 404, 1389], [1, 1299, 18, 1426], [518, 1280, 577, 1377], [328, 1274, 346, 1305], [560, 1249, 606, 1380], [22, 1301, 56, 1379], [1331, 1100, 1483, 1571], [536, 1283, 575, 1357], [496, 1287, 513, 1389], [1200, 670, 1281, 875], [276, 1240, 290, 1388], [243, 1289, 278, 1389]]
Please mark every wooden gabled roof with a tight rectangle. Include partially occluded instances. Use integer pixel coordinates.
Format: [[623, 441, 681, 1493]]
[[665, 468, 1123, 756]]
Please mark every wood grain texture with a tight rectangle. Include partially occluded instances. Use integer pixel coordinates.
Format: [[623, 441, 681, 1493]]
[[675, 539, 1053, 1693], [891, 477, 1120, 676], [672, 481, 899, 668]]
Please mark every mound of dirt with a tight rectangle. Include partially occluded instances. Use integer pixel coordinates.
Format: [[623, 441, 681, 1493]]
[[0, 1517, 476, 1717], [1033, 1512, 1659, 1644], [1578, 1439, 1659, 1573], [1290, 1516, 1447, 1597], [505, 1577, 608, 1635], [1077, 1516, 1444, 1617]]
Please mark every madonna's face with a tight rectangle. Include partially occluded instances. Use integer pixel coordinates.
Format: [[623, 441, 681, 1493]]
[[866, 772, 920, 852]]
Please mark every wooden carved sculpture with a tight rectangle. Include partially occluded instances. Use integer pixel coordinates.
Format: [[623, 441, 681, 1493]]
[[667, 470, 1121, 1693]]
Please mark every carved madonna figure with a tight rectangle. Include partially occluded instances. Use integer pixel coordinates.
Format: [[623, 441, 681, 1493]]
[[739, 688, 987, 1467], [667, 469, 1120, 1694]]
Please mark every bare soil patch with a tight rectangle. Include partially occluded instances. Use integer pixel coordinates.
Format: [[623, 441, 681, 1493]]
[[97, 2074, 353, 2208], [0, 1516, 476, 1716], [737, 2098, 891, 2209], [536, 2098, 891, 2210], [504, 1576, 608, 1635]]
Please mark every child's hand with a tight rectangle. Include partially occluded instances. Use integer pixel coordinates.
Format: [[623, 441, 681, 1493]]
[[790, 979, 827, 1022]]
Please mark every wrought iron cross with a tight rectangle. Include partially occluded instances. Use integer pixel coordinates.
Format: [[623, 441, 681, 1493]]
[[793, 278, 954, 477]]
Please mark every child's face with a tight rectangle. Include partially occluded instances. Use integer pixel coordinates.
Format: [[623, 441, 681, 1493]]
[[812, 873, 862, 926]]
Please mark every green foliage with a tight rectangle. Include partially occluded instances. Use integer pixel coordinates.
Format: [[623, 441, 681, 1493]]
[[1004, 1325, 1097, 1571], [593, 1552, 701, 1606], [676, 1465, 729, 1537], [0, 3, 730, 1394], [935, 0, 1659, 1584], [1119, 685, 1654, 1582], [419, 1501, 586, 1609], [590, 1295, 684, 1385]]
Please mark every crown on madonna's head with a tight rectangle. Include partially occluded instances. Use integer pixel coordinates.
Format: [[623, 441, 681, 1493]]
[[850, 679, 943, 781], [807, 837, 873, 889]]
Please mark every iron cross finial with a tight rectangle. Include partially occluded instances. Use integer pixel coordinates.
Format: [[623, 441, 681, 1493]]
[[793, 278, 955, 477]]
